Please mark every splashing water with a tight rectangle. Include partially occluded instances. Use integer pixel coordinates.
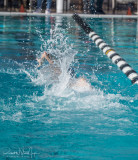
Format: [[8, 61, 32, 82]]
[[13, 25, 136, 137], [26, 26, 79, 96]]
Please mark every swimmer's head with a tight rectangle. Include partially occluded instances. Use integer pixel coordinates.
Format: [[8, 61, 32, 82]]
[[47, 54, 56, 61]]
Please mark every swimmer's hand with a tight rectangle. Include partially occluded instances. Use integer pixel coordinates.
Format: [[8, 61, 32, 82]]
[[36, 58, 42, 68]]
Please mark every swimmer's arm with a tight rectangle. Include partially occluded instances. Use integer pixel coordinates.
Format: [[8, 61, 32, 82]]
[[37, 51, 53, 67]]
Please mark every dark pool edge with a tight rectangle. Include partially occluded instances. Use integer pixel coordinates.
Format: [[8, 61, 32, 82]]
[[0, 12, 138, 18]]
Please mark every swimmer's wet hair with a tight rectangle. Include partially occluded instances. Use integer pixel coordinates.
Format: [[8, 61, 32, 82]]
[[48, 54, 58, 60]]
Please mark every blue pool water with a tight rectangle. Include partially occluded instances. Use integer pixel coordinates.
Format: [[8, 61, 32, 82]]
[[0, 15, 138, 160]]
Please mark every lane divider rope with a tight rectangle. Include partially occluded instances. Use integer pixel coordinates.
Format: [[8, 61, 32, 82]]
[[72, 13, 138, 84]]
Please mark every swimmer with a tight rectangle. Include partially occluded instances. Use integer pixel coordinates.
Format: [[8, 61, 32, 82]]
[[36, 51, 92, 91]]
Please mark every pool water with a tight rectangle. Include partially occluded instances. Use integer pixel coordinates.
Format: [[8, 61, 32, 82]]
[[0, 15, 138, 160]]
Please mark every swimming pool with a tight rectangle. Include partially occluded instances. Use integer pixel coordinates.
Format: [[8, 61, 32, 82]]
[[0, 15, 138, 159]]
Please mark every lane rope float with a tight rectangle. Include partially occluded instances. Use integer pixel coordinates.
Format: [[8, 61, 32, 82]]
[[72, 13, 138, 85]]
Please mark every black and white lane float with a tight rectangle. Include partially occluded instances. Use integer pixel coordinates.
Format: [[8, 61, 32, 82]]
[[72, 13, 138, 85]]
